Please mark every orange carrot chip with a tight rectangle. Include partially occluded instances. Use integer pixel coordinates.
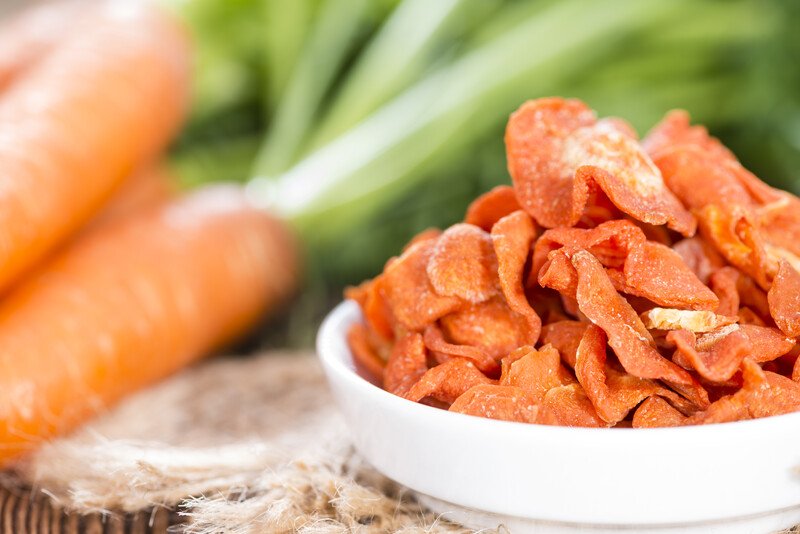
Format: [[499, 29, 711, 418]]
[[402, 227, 442, 252], [427, 223, 499, 303], [575, 325, 692, 424], [540, 320, 590, 368], [440, 297, 538, 365], [500, 344, 575, 402], [423, 324, 498, 373], [537, 384, 607, 427], [404, 358, 492, 404], [347, 323, 385, 385], [739, 324, 794, 363], [768, 260, 800, 338], [492, 210, 541, 340], [383, 332, 428, 397], [533, 220, 645, 275], [622, 242, 718, 311], [538, 249, 578, 299], [738, 359, 800, 418], [449, 384, 538, 423], [506, 98, 695, 235], [672, 236, 726, 284], [668, 328, 750, 382], [383, 239, 461, 331], [632, 396, 686, 428], [464, 185, 522, 231], [572, 250, 694, 386], [696, 204, 773, 290], [642, 110, 734, 161]]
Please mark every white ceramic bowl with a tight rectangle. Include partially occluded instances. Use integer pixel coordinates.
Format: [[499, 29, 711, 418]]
[[317, 301, 800, 533]]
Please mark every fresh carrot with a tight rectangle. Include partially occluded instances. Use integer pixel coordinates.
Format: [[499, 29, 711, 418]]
[[0, 2, 189, 294], [0, 185, 298, 465], [0, 0, 86, 91], [86, 165, 177, 230]]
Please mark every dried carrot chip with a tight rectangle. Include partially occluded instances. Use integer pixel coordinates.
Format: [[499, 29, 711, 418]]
[[506, 98, 695, 235], [696, 204, 773, 289], [640, 308, 736, 333], [575, 325, 692, 424], [768, 260, 800, 337], [405, 358, 492, 404], [449, 384, 538, 423], [384, 332, 428, 397], [533, 220, 645, 275], [383, 239, 461, 331], [668, 328, 750, 382], [642, 110, 734, 161], [739, 324, 794, 363], [423, 324, 498, 373], [672, 236, 726, 284], [709, 267, 739, 316], [427, 223, 499, 303], [572, 250, 692, 385], [347, 323, 385, 385], [402, 228, 442, 252], [632, 396, 686, 428], [465, 185, 521, 231], [440, 297, 538, 365], [500, 344, 575, 402], [346, 276, 394, 341], [540, 320, 590, 368], [538, 249, 578, 299], [492, 210, 541, 338], [738, 359, 800, 418], [651, 146, 754, 212], [622, 242, 718, 310], [537, 384, 607, 427]]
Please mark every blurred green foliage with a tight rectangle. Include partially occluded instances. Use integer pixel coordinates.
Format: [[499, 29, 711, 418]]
[[164, 0, 800, 345]]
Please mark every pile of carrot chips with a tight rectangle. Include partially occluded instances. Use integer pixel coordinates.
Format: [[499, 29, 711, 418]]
[[346, 97, 800, 427]]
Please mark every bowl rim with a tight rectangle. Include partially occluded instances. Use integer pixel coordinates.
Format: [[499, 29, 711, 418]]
[[318, 300, 800, 439]]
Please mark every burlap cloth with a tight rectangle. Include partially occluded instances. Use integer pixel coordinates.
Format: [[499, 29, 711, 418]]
[[4, 352, 798, 533], [6, 352, 474, 533]]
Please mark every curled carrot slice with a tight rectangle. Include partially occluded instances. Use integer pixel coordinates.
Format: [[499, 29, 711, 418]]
[[440, 297, 538, 366], [575, 325, 688, 424], [464, 185, 521, 231], [427, 223, 499, 303], [540, 320, 590, 368], [405, 358, 492, 404], [506, 98, 695, 235], [668, 328, 751, 382], [384, 333, 428, 397], [492, 210, 541, 341], [537, 384, 607, 428], [500, 345, 574, 402], [449, 384, 539, 423], [768, 260, 800, 338], [383, 239, 461, 331]]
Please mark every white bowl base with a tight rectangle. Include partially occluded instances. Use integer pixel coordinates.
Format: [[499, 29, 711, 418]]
[[416, 493, 800, 534]]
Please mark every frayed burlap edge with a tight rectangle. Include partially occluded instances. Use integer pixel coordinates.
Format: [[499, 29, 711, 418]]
[[8, 352, 480, 533]]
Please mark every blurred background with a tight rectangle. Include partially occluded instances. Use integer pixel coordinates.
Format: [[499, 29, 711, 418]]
[[16, 0, 800, 347]]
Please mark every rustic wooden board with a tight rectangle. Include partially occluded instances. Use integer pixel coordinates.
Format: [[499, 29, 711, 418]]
[[0, 485, 184, 534]]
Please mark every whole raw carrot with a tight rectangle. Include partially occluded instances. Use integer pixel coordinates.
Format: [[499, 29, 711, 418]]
[[0, 2, 190, 293], [0, 186, 298, 465], [86, 165, 177, 230], [0, 0, 86, 91]]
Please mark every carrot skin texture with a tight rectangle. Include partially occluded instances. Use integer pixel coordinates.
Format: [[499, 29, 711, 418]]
[[85, 165, 177, 230], [0, 186, 298, 465], [0, 3, 190, 293], [0, 0, 86, 92]]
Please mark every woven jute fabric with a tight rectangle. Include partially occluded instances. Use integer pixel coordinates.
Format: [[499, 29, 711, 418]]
[[8, 352, 472, 533]]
